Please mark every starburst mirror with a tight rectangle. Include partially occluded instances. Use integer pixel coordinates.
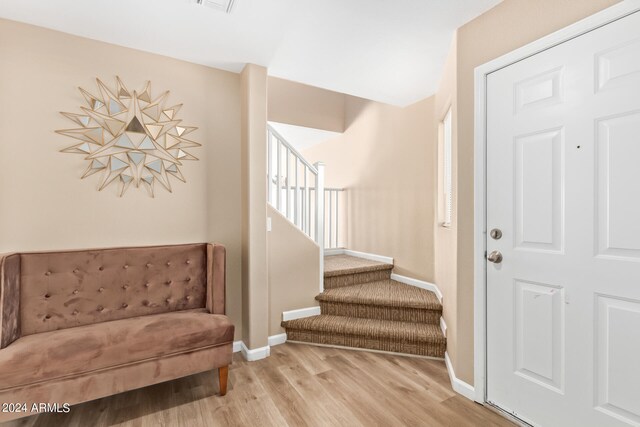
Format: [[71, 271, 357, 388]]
[[57, 77, 200, 197]]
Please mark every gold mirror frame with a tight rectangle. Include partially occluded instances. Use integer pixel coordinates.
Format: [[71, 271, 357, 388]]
[[57, 77, 200, 197]]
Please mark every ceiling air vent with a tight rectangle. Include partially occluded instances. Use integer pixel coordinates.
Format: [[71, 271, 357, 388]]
[[196, 0, 235, 13]]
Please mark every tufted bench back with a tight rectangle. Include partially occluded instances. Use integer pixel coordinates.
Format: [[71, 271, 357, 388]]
[[2, 243, 224, 339]]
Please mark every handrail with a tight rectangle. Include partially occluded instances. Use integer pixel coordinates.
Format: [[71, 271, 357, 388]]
[[267, 125, 323, 249], [267, 125, 318, 173], [267, 125, 347, 290]]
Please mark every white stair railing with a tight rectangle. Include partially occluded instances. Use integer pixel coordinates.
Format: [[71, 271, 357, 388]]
[[268, 125, 325, 288], [324, 188, 345, 249]]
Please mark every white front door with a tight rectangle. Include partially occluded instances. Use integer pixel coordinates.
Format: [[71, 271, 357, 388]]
[[486, 11, 640, 427]]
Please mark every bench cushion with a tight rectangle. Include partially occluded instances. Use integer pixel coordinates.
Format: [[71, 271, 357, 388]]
[[19, 244, 209, 336], [0, 309, 233, 391]]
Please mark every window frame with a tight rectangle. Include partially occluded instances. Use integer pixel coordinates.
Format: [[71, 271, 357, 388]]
[[440, 107, 453, 228]]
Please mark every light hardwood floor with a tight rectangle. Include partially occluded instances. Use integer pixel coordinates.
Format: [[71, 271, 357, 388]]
[[5, 343, 513, 427]]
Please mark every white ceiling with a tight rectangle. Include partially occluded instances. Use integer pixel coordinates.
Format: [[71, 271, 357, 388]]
[[0, 0, 501, 106]]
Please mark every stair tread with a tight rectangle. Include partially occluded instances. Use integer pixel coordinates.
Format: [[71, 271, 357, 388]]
[[282, 315, 445, 343], [324, 255, 393, 278], [317, 279, 442, 311]]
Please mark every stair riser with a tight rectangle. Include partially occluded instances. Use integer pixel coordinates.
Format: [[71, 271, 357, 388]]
[[324, 269, 392, 289], [286, 330, 446, 358], [319, 301, 441, 324]]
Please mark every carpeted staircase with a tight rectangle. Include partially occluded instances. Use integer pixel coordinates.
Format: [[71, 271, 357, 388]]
[[281, 255, 446, 358]]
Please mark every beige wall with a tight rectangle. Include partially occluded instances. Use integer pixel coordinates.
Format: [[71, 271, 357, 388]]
[[267, 77, 346, 132], [0, 19, 244, 339], [451, 0, 621, 384], [303, 96, 437, 282], [284, 0, 620, 384], [240, 64, 269, 349], [267, 205, 320, 335], [2, 1, 620, 365]]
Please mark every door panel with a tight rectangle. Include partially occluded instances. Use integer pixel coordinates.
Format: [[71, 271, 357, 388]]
[[514, 128, 564, 252], [595, 37, 640, 92], [595, 295, 640, 424], [514, 67, 564, 113], [487, 10, 640, 427], [596, 111, 640, 259], [513, 279, 565, 393]]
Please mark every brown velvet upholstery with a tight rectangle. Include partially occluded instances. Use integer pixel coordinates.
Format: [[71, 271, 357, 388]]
[[208, 244, 226, 315], [0, 243, 233, 422], [0, 342, 233, 416], [19, 244, 209, 335], [0, 309, 233, 390], [0, 253, 20, 348]]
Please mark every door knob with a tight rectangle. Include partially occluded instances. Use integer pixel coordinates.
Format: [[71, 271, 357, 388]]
[[487, 250, 503, 264]]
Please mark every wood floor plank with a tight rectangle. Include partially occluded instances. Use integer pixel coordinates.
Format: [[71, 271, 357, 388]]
[[334, 350, 457, 426], [440, 395, 515, 427], [4, 343, 514, 427], [355, 349, 457, 403], [247, 360, 311, 426], [322, 352, 437, 426], [284, 342, 334, 375], [278, 352, 363, 426], [315, 367, 404, 426]]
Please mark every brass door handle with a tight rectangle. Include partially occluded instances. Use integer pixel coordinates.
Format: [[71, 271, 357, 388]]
[[487, 250, 503, 264]]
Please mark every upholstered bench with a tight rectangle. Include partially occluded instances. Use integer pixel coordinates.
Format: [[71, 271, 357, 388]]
[[0, 243, 233, 422]]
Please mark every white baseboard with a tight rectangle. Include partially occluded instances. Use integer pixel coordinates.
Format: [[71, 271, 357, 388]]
[[282, 306, 321, 321], [390, 273, 443, 303], [440, 316, 447, 337], [324, 248, 394, 265], [445, 352, 475, 401], [232, 307, 316, 361], [268, 333, 287, 347], [232, 334, 288, 360], [241, 342, 271, 361], [324, 248, 345, 256]]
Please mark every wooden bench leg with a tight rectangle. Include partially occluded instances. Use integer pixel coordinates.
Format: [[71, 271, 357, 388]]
[[218, 365, 229, 396]]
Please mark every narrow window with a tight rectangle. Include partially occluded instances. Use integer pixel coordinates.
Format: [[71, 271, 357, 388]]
[[442, 108, 452, 227]]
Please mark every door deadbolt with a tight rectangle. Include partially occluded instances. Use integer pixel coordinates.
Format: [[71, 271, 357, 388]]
[[487, 250, 503, 264], [490, 228, 502, 240]]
